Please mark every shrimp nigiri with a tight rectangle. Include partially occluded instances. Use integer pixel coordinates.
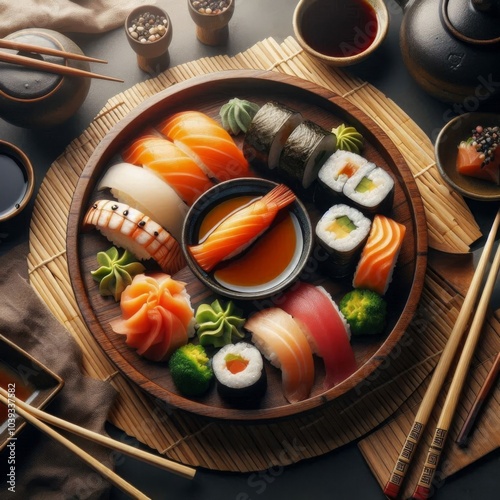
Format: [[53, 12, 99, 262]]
[[122, 135, 214, 206], [353, 214, 406, 295], [188, 184, 296, 272], [159, 111, 250, 181], [245, 307, 314, 403], [83, 200, 186, 275]]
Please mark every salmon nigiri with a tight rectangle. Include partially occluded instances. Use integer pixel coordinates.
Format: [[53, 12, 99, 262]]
[[278, 282, 357, 389], [110, 273, 195, 362], [122, 135, 214, 206], [353, 214, 406, 295], [83, 200, 186, 274], [159, 110, 250, 181], [188, 184, 296, 272], [245, 307, 314, 403]]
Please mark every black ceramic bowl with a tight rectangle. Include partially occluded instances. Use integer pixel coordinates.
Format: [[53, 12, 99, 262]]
[[435, 112, 500, 202], [182, 178, 313, 300]]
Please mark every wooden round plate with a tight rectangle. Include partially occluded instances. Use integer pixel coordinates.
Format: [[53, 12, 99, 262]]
[[67, 70, 427, 421]]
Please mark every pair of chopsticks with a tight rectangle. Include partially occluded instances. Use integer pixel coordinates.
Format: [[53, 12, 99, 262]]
[[0, 38, 123, 82], [0, 387, 195, 500], [384, 208, 500, 500]]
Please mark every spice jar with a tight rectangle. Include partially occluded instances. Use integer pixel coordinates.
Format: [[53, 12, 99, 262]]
[[0, 29, 91, 129], [188, 0, 235, 46]]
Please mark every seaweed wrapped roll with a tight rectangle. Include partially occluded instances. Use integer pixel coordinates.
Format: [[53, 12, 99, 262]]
[[343, 164, 395, 214], [278, 120, 336, 190], [243, 101, 303, 170], [316, 204, 371, 277], [212, 342, 267, 406]]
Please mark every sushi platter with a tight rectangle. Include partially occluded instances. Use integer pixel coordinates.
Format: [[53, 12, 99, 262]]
[[67, 70, 427, 420]]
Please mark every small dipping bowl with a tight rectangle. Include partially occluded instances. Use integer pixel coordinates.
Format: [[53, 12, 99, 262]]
[[187, 0, 235, 46], [0, 140, 35, 224], [125, 5, 173, 74], [182, 178, 313, 300], [434, 112, 500, 202], [293, 0, 389, 67]]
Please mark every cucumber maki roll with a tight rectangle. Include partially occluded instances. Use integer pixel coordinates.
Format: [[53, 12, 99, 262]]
[[212, 342, 267, 407], [243, 101, 303, 170], [343, 164, 395, 215], [278, 120, 336, 190], [315, 204, 371, 278]]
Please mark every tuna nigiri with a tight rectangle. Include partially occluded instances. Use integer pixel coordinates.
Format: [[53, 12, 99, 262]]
[[188, 184, 296, 272], [159, 110, 250, 181], [122, 135, 214, 206], [245, 307, 314, 403], [83, 200, 186, 274], [353, 214, 406, 295], [277, 282, 356, 389], [110, 273, 195, 362]]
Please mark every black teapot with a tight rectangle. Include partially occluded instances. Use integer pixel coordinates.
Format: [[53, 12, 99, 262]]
[[398, 0, 500, 106]]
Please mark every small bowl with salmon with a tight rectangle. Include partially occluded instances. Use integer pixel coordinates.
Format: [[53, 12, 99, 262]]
[[182, 178, 314, 300], [435, 112, 500, 202]]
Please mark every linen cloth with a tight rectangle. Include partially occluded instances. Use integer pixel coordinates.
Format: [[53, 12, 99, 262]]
[[0, 0, 157, 37], [0, 243, 117, 499]]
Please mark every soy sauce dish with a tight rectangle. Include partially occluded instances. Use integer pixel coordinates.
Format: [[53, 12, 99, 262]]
[[182, 178, 313, 300]]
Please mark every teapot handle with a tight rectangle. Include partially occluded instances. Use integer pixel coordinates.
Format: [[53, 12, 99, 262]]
[[442, 0, 500, 44]]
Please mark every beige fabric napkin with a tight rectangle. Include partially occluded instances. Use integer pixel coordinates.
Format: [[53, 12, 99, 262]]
[[0, 242, 117, 499], [0, 0, 157, 37]]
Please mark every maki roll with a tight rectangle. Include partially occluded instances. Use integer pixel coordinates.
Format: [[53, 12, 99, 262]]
[[212, 342, 267, 406], [343, 164, 395, 215], [315, 204, 371, 277], [318, 150, 371, 195], [278, 120, 336, 190], [243, 101, 303, 170]]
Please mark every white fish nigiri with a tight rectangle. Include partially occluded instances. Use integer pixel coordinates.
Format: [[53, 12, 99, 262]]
[[97, 162, 188, 242]]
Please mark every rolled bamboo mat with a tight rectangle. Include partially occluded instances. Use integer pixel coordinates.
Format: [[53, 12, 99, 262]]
[[27, 37, 496, 476]]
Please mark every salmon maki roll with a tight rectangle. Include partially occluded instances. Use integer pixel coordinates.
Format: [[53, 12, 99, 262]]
[[245, 307, 314, 403], [158, 110, 250, 181], [122, 135, 214, 206], [353, 214, 406, 295], [188, 184, 296, 272]]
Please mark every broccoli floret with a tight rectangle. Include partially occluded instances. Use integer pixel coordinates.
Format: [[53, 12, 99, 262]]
[[339, 288, 387, 336], [168, 343, 214, 397]]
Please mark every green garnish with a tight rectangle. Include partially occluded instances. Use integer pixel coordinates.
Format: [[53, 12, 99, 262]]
[[332, 123, 364, 154], [220, 98, 260, 135]]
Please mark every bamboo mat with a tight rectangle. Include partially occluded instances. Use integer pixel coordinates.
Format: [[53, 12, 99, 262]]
[[27, 37, 497, 478]]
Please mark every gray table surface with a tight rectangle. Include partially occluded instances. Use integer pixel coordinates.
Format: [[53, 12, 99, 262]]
[[1, 1, 499, 499]]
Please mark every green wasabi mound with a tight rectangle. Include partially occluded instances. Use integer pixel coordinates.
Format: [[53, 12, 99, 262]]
[[332, 123, 364, 154], [195, 299, 245, 348], [339, 288, 387, 336], [220, 98, 260, 135], [90, 246, 145, 301], [168, 343, 214, 397]]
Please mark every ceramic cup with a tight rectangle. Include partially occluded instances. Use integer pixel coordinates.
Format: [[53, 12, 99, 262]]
[[0, 140, 35, 227], [293, 0, 389, 67], [187, 0, 235, 46], [125, 5, 173, 74]]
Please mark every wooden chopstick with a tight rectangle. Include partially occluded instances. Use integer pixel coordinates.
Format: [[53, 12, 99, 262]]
[[0, 392, 150, 500], [0, 38, 107, 63], [0, 51, 123, 82], [0, 387, 195, 480], [456, 351, 500, 447], [383, 208, 500, 499], [410, 240, 500, 500]]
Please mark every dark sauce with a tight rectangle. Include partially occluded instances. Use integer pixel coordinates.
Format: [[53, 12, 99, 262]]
[[0, 153, 28, 217], [0, 365, 33, 424], [301, 0, 378, 58]]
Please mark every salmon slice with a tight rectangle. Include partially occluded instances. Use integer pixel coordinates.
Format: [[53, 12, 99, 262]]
[[456, 141, 500, 184], [245, 307, 314, 403], [123, 136, 214, 205], [83, 200, 186, 274], [353, 215, 406, 295], [159, 110, 250, 181], [278, 282, 357, 389], [188, 184, 296, 272]]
